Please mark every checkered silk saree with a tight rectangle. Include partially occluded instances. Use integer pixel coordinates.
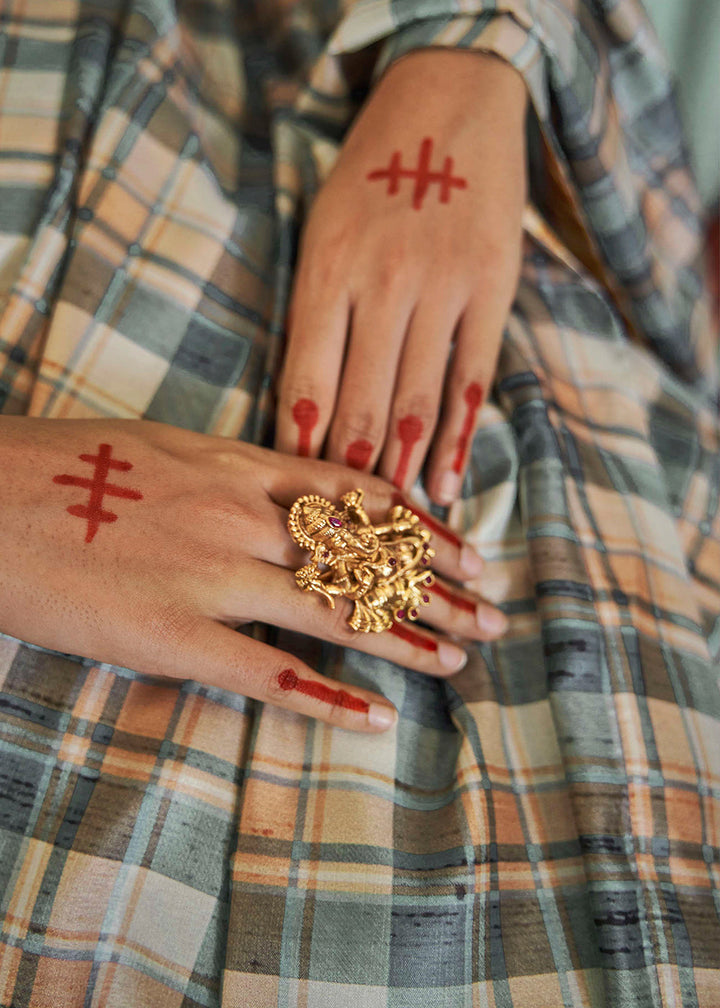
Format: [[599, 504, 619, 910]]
[[0, 0, 718, 1005]]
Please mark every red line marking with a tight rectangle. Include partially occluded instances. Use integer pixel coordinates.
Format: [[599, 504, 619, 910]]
[[292, 398, 319, 457], [277, 668, 370, 713], [345, 438, 373, 470], [452, 382, 483, 474], [388, 623, 438, 652], [367, 137, 468, 211], [393, 415, 423, 487], [52, 443, 142, 543], [429, 581, 476, 615], [391, 491, 462, 550]]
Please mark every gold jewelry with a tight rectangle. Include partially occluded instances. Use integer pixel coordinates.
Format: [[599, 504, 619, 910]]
[[287, 489, 435, 632]]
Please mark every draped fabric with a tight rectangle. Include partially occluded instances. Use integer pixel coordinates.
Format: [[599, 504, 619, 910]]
[[0, 1, 718, 1005]]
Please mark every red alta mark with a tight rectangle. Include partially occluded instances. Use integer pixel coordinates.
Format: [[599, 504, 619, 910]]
[[345, 439, 373, 470], [278, 669, 369, 713], [367, 137, 468, 210], [388, 623, 438, 652], [292, 398, 319, 457], [53, 443, 143, 543], [393, 415, 423, 487], [430, 581, 476, 615], [452, 382, 483, 473]]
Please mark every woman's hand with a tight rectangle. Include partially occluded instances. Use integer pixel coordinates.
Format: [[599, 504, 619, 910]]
[[275, 49, 526, 504], [0, 418, 507, 732]]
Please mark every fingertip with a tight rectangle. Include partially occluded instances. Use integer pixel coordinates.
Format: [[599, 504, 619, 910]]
[[459, 543, 485, 578], [367, 702, 398, 731], [476, 605, 509, 638]]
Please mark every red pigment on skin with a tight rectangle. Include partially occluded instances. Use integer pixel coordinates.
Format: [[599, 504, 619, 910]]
[[388, 622, 438, 652], [452, 382, 483, 474], [391, 491, 462, 550], [393, 415, 423, 487], [278, 668, 370, 713], [345, 438, 373, 470], [430, 581, 476, 615], [292, 398, 319, 457], [52, 443, 143, 543], [367, 137, 468, 211]]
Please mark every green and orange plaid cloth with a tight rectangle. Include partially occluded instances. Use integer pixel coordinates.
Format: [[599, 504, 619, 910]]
[[0, 1, 718, 1005]]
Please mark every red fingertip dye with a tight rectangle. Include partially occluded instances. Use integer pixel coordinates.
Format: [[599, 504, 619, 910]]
[[391, 491, 463, 550], [292, 398, 319, 457], [393, 415, 423, 487], [278, 668, 370, 713], [345, 438, 373, 470], [452, 382, 483, 474], [367, 137, 468, 211], [430, 581, 476, 615], [52, 443, 143, 543], [388, 623, 438, 652]]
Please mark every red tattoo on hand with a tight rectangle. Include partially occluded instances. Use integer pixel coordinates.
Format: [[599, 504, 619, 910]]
[[52, 443, 142, 543], [367, 137, 468, 210], [278, 668, 369, 713], [292, 398, 319, 457], [393, 415, 423, 487], [345, 439, 373, 470], [452, 382, 483, 473]]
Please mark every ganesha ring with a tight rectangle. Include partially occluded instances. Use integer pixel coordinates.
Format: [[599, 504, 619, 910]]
[[287, 489, 435, 633]]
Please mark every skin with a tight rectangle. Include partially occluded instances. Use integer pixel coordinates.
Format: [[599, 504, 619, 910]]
[[275, 49, 527, 504], [0, 417, 508, 733]]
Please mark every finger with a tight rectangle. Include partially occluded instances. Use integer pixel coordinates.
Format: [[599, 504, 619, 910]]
[[228, 561, 506, 647], [422, 575, 508, 640], [259, 456, 485, 581], [425, 299, 505, 506], [219, 559, 472, 678], [274, 271, 350, 458], [167, 617, 399, 733], [377, 296, 462, 492], [325, 292, 411, 472]]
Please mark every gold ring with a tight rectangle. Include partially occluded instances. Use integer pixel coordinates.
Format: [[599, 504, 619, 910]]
[[287, 489, 435, 633]]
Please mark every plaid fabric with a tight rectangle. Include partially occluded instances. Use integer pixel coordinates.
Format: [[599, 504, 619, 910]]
[[0, 1, 718, 1006]]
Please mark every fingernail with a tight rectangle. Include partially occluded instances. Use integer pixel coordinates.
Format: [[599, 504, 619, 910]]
[[460, 544, 485, 577], [438, 641, 468, 672], [438, 471, 462, 505], [476, 607, 509, 636], [368, 703, 398, 730]]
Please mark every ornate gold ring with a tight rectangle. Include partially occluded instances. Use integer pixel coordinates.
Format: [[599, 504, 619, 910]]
[[287, 489, 435, 633]]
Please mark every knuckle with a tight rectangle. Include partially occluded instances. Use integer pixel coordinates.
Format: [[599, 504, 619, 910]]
[[328, 600, 360, 645], [371, 248, 409, 298], [278, 375, 322, 408], [265, 662, 298, 702], [333, 409, 384, 447], [392, 393, 438, 431]]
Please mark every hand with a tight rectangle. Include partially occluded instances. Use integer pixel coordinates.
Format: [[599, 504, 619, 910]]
[[275, 49, 526, 503], [0, 418, 508, 732]]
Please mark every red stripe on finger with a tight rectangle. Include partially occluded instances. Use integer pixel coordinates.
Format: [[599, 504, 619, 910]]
[[429, 581, 476, 614], [345, 439, 374, 470], [388, 622, 438, 651], [452, 382, 483, 473], [292, 399, 319, 457], [393, 415, 423, 486], [278, 667, 370, 712]]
